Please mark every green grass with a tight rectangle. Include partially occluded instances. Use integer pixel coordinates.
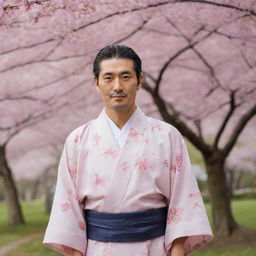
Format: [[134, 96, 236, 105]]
[[0, 201, 50, 246], [191, 248, 256, 256], [1, 199, 256, 256], [203, 199, 256, 230], [231, 200, 256, 230], [191, 199, 256, 256], [8, 236, 60, 256]]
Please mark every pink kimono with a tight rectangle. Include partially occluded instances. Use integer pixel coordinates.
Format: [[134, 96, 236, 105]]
[[43, 107, 213, 255]]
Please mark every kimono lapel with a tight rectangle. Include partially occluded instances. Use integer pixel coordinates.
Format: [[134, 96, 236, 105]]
[[100, 107, 149, 212], [94, 109, 120, 152]]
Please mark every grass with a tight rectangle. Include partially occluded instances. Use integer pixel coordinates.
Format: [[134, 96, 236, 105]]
[[8, 236, 60, 256], [191, 248, 256, 256], [191, 199, 256, 256], [204, 199, 256, 230], [0, 199, 256, 255], [0, 201, 60, 255], [0, 201, 50, 246], [230, 200, 256, 230]]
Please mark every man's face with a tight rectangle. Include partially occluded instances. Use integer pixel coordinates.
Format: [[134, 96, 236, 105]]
[[94, 58, 142, 112]]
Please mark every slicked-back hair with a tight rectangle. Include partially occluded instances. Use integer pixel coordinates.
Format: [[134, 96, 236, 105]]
[[93, 44, 142, 82]]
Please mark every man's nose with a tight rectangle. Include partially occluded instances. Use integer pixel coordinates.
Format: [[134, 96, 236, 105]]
[[113, 78, 123, 91]]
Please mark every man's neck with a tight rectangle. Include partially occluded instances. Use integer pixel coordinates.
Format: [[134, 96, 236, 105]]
[[105, 105, 137, 129]]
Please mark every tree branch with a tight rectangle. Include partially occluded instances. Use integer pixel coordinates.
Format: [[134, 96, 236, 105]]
[[223, 103, 256, 157], [153, 23, 217, 95], [213, 89, 238, 149], [143, 81, 211, 154]]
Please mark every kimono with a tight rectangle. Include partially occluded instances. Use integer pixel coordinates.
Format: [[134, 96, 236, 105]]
[[43, 107, 213, 256]]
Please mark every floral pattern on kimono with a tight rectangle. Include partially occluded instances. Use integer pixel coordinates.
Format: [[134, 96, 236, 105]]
[[164, 128, 212, 255], [43, 108, 212, 256]]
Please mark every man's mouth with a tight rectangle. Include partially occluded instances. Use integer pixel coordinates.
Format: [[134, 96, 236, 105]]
[[110, 93, 127, 98], [112, 95, 126, 98]]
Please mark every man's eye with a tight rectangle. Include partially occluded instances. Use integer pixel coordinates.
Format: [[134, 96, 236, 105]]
[[122, 75, 130, 80], [104, 77, 112, 80]]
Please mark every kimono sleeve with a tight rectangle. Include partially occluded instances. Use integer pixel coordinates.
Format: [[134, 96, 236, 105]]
[[164, 129, 213, 255], [43, 132, 87, 256]]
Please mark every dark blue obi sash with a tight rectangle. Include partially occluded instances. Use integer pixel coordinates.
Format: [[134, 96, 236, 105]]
[[84, 207, 167, 242]]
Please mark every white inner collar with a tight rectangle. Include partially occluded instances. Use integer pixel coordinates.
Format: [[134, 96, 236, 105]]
[[104, 107, 138, 148]]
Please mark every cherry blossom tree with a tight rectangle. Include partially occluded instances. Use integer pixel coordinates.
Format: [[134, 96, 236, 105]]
[[0, 0, 255, 237], [0, 52, 97, 224]]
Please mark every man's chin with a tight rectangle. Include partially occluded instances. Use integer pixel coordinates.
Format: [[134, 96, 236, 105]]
[[111, 104, 129, 110]]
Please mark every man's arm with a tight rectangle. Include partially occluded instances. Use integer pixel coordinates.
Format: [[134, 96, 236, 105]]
[[169, 237, 187, 256]]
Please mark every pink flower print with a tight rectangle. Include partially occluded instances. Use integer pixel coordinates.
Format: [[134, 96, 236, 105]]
[[69, 164, 77, 178], [93, 133, 101, 145], [60, 202, 71, 212], [162, 159, 169, 168], [135, 158, 152, 171], [91, 174, 105, 190], [171, 165, 178, 173], [67, 189, 76, 198], [144, 139, 149, 144], [193, 202, 202, 209], [128, 128, 141, 138], [188, 192, 201, 198], [120, 161, 130, 171], [74, 134, 80, 143], [167, 207, 184, 224], [78, 221, 86, 231], [151, 124, 162, 132], [102, 148, 118, 159], [175, 153, 182, 168], [171, 153, 183, 173]]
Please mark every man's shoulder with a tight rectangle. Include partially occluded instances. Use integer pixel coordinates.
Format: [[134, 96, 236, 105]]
[[146, 116, 180, 134], [66, 119, 95, 143]]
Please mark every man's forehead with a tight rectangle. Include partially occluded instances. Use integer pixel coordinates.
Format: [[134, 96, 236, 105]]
[[99, 58, 135, 74]]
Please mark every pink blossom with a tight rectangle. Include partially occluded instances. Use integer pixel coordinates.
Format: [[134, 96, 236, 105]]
[[102, 148, 118, 158], [69, 164, 77, 178], [162, 159, 169, 168], [151, 124, 162, 132], [60, 202, 71, 212], [171, 153, 183, 173], [93, 133, 101, 145], [91, 174, 104, 189], [171, 165, 178, 173], [119, 161, 129, 171], [188, 192, 201, 198], [193, 202, 202, 209], [135, 158, 151, 171], [74, 134, 80, 143], [78, 221, 86, 231], [67, 189, 76, 198], [128, 128, 141, 138], [167, 207, 184, 223], [175, 153, 182, 168]]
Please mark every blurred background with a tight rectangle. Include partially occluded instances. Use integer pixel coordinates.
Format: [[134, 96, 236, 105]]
[[0, 0, 255, 255]]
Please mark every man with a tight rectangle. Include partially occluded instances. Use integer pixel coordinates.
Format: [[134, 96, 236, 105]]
[[43, 44, 212, 256]]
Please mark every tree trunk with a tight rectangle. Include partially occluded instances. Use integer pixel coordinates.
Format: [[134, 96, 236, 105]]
[[235, 170, 244, 190], [0, 145, 25, 225], [225, 168, 234, 198], [205, 157, 237, 236]]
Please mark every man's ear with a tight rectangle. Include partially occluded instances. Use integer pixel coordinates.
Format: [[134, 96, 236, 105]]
[[137, 74, 144, 90], [94, 77, 99, 92]]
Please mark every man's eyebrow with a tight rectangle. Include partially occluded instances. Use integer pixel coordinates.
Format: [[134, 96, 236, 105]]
[[120, 70, 132, 75], [102, 71, 133, 76], [102, 72, 113, 76]]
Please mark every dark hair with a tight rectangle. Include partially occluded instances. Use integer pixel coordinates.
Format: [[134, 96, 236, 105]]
[[93, 44, 142, 81]]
